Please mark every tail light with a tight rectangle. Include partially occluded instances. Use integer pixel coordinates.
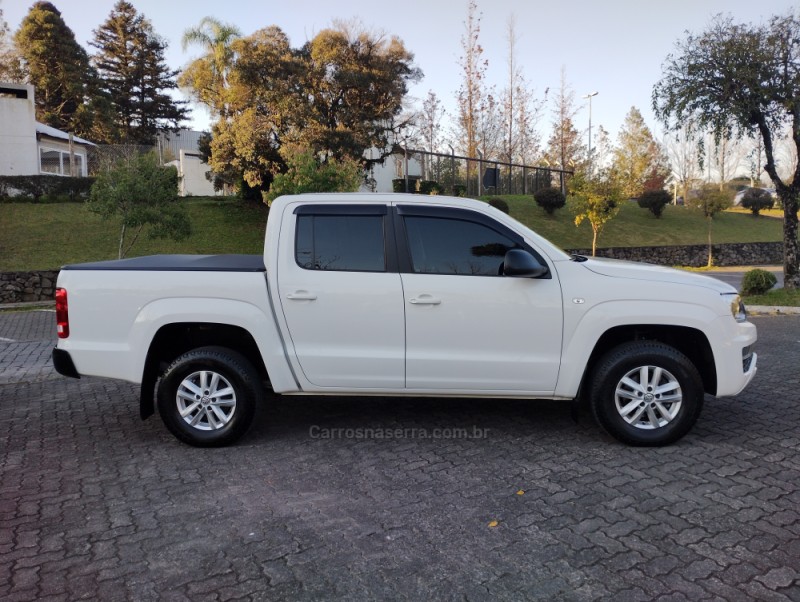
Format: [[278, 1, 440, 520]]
[[55, 288, 69, 338]]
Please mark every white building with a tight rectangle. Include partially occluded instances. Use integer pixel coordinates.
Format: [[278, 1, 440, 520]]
[[0, 83, 93, 178], [362, 146, 422, 192], [158, 130, 220, 197]]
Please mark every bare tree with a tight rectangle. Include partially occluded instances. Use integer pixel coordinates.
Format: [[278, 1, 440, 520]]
[[665, 123, 702, 203], [500, 15, 519, 165], [515, 85, 546, 165], [476, 87, 502, 160], [711, 128, 746, 191], [455, 0, 486, 158]]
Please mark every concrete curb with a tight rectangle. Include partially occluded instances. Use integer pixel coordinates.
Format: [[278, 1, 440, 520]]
[[746, 305, 800, 315]]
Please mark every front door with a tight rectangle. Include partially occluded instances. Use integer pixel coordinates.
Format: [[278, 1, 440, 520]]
[[398, 207, 563, 393]]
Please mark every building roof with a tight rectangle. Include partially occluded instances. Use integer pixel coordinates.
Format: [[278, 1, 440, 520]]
[[35, 122, 96, 146]]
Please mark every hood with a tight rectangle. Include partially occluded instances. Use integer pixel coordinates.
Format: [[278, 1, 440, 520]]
[[581, 257, 737, 294]]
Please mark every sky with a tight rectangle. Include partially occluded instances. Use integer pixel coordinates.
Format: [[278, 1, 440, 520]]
[[2, 0, 798, 151]]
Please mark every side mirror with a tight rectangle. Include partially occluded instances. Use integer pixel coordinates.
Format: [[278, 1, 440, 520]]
[[502, 249, 549, 278]]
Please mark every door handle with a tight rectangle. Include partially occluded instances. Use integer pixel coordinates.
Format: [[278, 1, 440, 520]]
[[409, 295, 441, 305], [287, 291, 317, 301]]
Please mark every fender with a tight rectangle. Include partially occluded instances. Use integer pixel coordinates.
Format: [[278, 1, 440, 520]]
[[131, 296, 299, 393], [555, 298, 720, 398]]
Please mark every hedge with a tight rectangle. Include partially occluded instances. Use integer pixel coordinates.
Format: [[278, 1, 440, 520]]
[[0, 175, 95, 202]]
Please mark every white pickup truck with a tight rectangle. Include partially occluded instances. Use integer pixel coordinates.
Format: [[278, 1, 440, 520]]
[[52, 193, 757, 447]]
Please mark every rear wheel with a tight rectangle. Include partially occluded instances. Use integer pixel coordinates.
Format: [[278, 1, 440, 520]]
[[590, 341, 704, 446], [156, 346, 261, 447]]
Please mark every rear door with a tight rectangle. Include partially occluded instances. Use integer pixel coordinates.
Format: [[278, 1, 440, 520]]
[[277, 203, 405, 389], [397, 205, 563, 393]]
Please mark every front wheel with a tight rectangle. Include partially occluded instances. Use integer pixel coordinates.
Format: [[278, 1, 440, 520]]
[[590, 341, 704, 446], [156, 346, 262, 447]]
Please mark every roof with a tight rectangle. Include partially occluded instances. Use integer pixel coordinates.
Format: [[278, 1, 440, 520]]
[[35, 122, 96, 146]]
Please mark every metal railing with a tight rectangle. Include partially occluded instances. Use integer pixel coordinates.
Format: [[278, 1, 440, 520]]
[[398, 148, 572, 197]]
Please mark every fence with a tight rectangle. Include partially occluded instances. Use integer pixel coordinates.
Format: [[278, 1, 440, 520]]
[[395, 148, 572, 197]]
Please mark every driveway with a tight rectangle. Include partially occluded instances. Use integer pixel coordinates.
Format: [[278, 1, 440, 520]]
[[1, 310, 798, 600]]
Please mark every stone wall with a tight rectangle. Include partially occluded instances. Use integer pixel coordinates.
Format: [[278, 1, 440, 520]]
[[0, 242, 784, 304], [1, 270, 59, 304], [565, 242, 783, 268]]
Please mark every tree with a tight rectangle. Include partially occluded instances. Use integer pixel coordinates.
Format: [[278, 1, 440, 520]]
[[264, 145, 361, 204], [514, 83, 545, 165], [87, 152, 191, 259], [571, 170, 623, 256], [545, 67, 583, 171], [711, 127, 746, 191], [688, 185, 733, 267], [653, 12, 800, 288], [0, 5, 23, 82], [455, 0, 485, 161], [210, 21, 420, 192], [418, 90, 445, 180], [665, 123, 702, 203], [611, 107, 668, 198], [179, 16, 241, 118], [476, 87, 502, 161], [13, 2, 96, 135], [500, 15, 520, 165], [91, 1, 188, 144]]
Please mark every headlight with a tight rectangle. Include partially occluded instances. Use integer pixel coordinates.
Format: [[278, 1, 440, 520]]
[[730, 295, 747, 322]]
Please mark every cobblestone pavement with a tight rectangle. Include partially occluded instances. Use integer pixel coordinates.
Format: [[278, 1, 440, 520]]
[[1, 311, 799, 601]]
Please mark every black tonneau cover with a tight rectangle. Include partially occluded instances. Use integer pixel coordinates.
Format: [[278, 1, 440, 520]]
[[61, 254, 265, 272]]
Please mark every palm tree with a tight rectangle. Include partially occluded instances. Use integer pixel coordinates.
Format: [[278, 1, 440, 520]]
[[179, 16, 241, 117]]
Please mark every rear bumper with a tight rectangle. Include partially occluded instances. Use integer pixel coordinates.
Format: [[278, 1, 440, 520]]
[[52, 348, 80, 379]]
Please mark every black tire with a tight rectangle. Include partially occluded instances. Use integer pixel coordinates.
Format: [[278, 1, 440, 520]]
[[590, 341, 704, 446], [156, 346, 262, 447]]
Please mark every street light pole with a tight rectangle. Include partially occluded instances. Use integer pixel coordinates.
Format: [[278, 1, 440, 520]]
[[583, 91, 598, 176]]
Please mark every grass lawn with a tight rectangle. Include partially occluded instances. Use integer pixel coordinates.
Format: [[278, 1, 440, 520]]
[[0, 194, 789, 271], [0, 197, 268, 271], [743, 288, 800, 307], [497, 195, 786, 250]]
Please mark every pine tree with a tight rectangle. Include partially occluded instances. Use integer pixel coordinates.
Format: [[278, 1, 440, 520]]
[[91, 1, 187, 144], [13, 2, 95, 134], [611, 107, 668, 198]]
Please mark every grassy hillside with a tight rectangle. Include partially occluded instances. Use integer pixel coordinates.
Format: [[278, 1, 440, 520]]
[[0, 194, 788, 271], [0, 198, 268, 271], [499, 195, 786, 249]]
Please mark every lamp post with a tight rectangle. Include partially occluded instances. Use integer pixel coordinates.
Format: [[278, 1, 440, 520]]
[[583, 91, 598, 176]]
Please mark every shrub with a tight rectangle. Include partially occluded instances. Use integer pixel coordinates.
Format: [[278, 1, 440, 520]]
[[534, 187, 566, 215], [637, 189, 671, 218], [453, 184, 466, 197], [0, 175, 95, 202], [740, 188, 774, 216], [742, 269, 778, 295], [418, 180, 441, 195], [392, 177, 423, 193], [487, 197, 509, 214]]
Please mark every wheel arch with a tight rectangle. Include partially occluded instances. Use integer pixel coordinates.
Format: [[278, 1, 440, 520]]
[[577, 324, 717, 400], [140, 322, 268, 420]]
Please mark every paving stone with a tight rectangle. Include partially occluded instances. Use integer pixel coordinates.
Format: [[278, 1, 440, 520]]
[[1, 312, 799, 599]]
